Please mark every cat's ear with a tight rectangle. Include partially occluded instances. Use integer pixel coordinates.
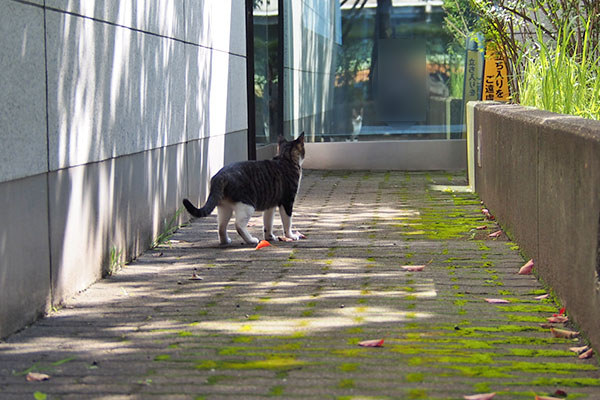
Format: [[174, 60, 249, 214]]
[[297, 132, 305, 144], [277, 135, 286, 145]]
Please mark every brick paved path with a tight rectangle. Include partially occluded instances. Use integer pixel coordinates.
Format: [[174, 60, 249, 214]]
[[1, 171, 599, 399]]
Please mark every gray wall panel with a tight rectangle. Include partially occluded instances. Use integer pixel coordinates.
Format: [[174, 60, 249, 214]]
[[185, 0, 246, 55], [0, 174, 51, 338], [45, 10, 187, 170], [48, 143, 188, 303], [0, 1, 47, 183], [45, 0, 185, 40]]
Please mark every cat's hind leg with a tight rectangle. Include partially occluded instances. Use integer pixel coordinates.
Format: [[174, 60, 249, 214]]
[[234, 202, 259, 244], [217, 205, 233, 245], [263, 207, 277, 241]]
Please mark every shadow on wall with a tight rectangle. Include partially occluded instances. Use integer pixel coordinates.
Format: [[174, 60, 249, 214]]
[[42, 1, 242, 306]]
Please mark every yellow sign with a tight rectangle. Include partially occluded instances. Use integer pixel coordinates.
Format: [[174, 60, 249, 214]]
[[483, 45, 510, 101]]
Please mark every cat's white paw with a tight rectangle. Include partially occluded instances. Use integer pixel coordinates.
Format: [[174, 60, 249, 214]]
[[245, 237, 260, 245], [285, 233, 300, 241], [265, 233, 277, 241]]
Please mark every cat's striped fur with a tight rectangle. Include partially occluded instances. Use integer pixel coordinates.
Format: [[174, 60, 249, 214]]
[[183, 133, 305, 244]]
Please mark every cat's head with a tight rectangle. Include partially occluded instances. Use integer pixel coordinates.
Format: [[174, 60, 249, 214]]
[[277, 132, 305, 166]]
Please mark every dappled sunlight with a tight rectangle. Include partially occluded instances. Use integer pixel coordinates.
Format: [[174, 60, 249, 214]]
[[196, 306, 433, 336]]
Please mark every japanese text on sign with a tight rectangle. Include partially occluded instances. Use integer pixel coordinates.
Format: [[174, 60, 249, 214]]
[[483, 45, 510, 101]]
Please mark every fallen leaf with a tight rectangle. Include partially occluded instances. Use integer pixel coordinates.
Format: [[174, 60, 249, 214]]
[[255, 240, 271, 250], [188, 273, 203, 281], [579, 348, 594, 359], [535, 396, 562, 400], [26, 372, 50, 382], [475, 226, 488, 230], [488, 230, 502, 238], [464, 393, 496, 400], [547, 316, 568, 323], [550, 328, 579, 339], [401, 265, 425, 272], [559, 307, 566, 315], [484, 298, 510, 304], [358, 339, 384, 347], [535, 293, 549, 300], [569, 345, 589, 354], [518, 259, 534, 275], [553, 389, 568, 398], [539, 323, 554, 329]]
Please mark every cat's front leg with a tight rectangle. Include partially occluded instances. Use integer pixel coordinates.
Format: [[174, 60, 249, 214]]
[[263, 207, 277, 241], [279, 205, 300, 240]]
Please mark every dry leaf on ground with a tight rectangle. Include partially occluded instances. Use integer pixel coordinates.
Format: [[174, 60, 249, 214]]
[[26, 372, 50, 382], [484, 298, 510, 304], [358, 339, 384, 347], [488, 230, 502, 238], [547, 315, 568, 323], [579, 348, 594, 359], [401, 265, 425, 272], [518, 259, 534, 275], [464, 393, 496, 400], [189, 273, 203, 281], [550, 328, 579, 338], [569, 345, 589, 354]]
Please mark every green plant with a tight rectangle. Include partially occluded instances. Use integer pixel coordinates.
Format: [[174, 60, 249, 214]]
[[519, 18, 600, 120], [151, 207, 184, 249], [108, 246, 124, 275], [444, 0, 600, 108]]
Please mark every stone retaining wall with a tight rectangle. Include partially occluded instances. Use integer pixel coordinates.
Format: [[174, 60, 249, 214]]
[[473, 102, 600, 349]]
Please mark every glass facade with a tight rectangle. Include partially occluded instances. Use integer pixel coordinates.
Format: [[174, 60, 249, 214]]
[[253, 0, 466, 149]]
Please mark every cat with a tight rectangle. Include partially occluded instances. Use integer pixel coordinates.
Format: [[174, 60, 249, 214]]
[[182, 133, 305, 245]]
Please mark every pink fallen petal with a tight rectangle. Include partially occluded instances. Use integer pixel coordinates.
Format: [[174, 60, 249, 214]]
[[553, 389, 568, 397], [550, 328, 579, 339], [277, 236, 294, 242], [535, 294, 549, 300], [547, 316, 568, 323], [485, 298, 510, 304], [535, 396, 562, 400], [476, 226, 488, 230], [579, 348, 594, 359], [358, 339, 384, 347], [464, 393, 496, 400], [401, 265, 425, 272], [481, 208, 490, 215], [488, 230, 502, 238], [569, 345, 589, 354], [26, 372, 50, 382], [518, 259, 534, 275]]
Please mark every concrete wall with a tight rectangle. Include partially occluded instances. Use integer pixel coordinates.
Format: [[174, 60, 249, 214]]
[[304, 140, 467, 170], [473, 103, 600, 350], [0, 0, 248, 338], [283, 0, 338, 140]]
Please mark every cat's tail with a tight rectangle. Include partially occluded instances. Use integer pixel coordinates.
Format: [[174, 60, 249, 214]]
[[182, 179, 224, 218]]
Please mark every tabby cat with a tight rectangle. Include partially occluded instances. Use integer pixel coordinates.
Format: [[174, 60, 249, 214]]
[[182, 133, 305, 245]]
